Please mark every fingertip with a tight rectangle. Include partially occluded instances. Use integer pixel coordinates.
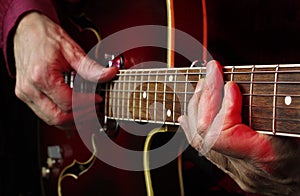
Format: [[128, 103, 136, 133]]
[[223, 81, 243, 121], [177, 115, 184, 124], [224, 81, 241, 99], [195, 79, 205, 93], [178, 115, 189, 129], [206, 60, 222, 72], [98, 66, 118, 82]]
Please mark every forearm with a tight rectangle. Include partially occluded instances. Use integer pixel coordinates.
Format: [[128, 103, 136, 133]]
[[0, 0, 59, 77], [206, 150, 300, 196]]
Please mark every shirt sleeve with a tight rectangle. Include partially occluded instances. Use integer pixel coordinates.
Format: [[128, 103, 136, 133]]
[[0, 0, 59, 78]]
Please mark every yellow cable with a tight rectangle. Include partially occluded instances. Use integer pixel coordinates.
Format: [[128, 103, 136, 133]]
[[143, 127, 168, 196], [144, 1, 207, 195], [177, 141, 185, 196], [166, 0, 175, 68]]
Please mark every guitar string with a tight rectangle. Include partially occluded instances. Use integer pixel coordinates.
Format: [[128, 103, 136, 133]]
[[109, 102, 300, 122], [115, 68, 300, 75], [105, 80, 300, 84], [104, 91, 300, 97], [107, 96, 300, 109], [107, 102, 300, 123]]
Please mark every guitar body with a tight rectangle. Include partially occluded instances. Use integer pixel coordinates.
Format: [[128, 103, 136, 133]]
[[40, 1, 190, 195], [40, 121, 154, 196]]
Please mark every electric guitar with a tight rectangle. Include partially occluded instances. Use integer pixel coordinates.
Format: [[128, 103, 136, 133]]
[[40, 57, 300, 196], [39, 1, 300, 196]]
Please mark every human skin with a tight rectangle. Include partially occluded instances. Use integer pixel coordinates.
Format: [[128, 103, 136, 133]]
[[178, 61, 300, 195], [13, 12, 117, 129]]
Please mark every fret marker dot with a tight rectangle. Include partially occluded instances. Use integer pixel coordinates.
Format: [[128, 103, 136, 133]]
[[143, 91, 147, 99], [284, 96, 292, 106], [169, 75, 173, 82], [167, 109, 172, 117]]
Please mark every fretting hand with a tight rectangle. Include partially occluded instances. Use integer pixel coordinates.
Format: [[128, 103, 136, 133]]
[[178, 60, 300, 195], [13, 12, 117, 129]]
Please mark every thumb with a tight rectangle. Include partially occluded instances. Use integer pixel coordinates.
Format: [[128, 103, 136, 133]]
[[60, 32, 118, 82]]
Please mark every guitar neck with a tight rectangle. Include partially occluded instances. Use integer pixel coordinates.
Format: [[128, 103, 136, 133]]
[[104, 64, 300, 137]]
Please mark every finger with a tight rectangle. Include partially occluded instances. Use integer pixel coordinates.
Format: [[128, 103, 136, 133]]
[[186, 79, 204, 135], [197, 81, 241, 155], [210, 82, 273, 160], [59, 32, 118, 82], [197, 60, 224, 133], [222, 81, 243, 129], [42, 74, 73, 112], [15, 83, 74, 126]]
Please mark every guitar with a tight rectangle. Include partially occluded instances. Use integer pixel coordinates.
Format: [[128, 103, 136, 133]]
[[40, 62, 300, 195], [39, 1, 300, 196]]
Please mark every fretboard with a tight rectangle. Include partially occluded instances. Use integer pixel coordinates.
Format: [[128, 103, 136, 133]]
[[104, 64, 300, 137]]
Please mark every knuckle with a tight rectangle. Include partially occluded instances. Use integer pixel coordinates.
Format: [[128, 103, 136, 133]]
[[15, 83, 31, 100]]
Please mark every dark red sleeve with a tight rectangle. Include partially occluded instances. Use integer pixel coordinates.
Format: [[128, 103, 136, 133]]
[[0, 0, 59, 78]]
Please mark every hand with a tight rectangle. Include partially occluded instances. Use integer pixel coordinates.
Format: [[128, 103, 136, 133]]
[[178, 60, 300, 195], [13, 12, 117, 129]]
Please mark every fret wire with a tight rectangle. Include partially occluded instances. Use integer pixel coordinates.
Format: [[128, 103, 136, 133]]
[[154, 70, 159, 122], [126, 71, 131, 119], [230, 66, 235, 81], [184, 69, 189, 115], [249, 65, 255, 128], [146, 71, 150, 122], [113, 77, 117, 117], [133, 70, 137, 121], [163, 70, 167, 122], [110, 80, 114, 117], [121, 73, 126, 120], [173, 69, 178, 123], [272, 65, 279, 134], [139, 71, 143, 121], [117, 74, 121, 119]]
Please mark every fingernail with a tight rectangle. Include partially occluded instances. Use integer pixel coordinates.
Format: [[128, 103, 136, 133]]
[[195, 79, 205, 93], [206, 60, 217, 75], [178, 115, 183, 123]]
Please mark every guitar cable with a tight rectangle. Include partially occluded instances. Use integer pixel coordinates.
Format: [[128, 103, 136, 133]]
[[143, 0, 208, 195]]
